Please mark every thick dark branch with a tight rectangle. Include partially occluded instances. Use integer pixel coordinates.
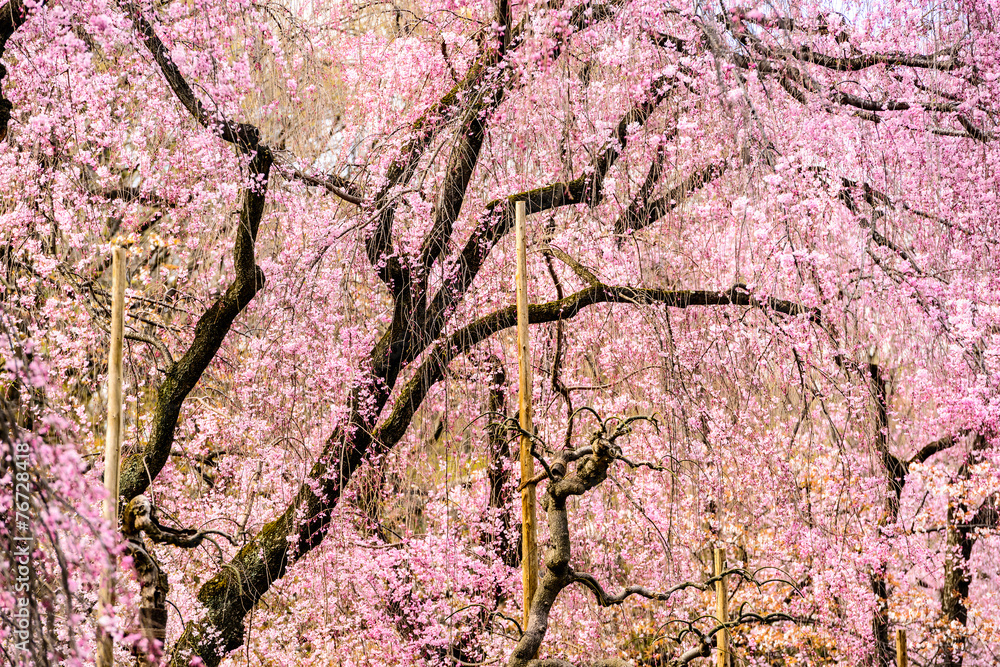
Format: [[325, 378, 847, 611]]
[[774, 44, 960, 72], [778, 74, 809, 104], [958, 114, 994, 142], [376, 283, 817, 454], [366, 55, 497, 289], [614, 143, 667, 235], [657, 611, 800, 666], [124, 9, 365, 203], [485, 359, 518, 566], [828, 171, 990, 245], [868, 363, 906, 503], [125, 3, 260, 150], [365, 1, 623, 288], [831, 88, 956, 113], [941, 435, 994, 666], [278, 161, 363, 205], [123, 495, 234, 550], [732, 22, 962, 87], [124, 331, 174, 365], [518, 442, 599, 488], [570, 1, 624, 28], [119, 149, 272, 502], [867, 361, 898, 667], [116, 5, 275, 508], [569, 570, 704, 607], [425, 75, 676, 330], [496, 0, 511, 52], [734, 38, 973, 126], [171, 318, 413, 664], [419, 69, 503, 273], [911, 434, 961, 464], [834, 176, 932, 277], [616, 161, 727, 236], [671, 641, 711, 666], [543, 246, 600, 286]]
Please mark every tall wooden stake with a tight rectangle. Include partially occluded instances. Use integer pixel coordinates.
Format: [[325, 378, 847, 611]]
[[97, 247, 126, 667], [715, 548, 730, 667], [515, 200, 538, 634], [896, 629, 907, 667]]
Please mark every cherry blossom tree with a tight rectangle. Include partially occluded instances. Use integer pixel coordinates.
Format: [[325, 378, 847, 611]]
[[2, 0, 1000, 666]]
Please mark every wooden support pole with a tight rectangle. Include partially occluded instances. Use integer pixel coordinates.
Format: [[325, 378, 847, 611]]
[[896, 629, 907, 667], [515, 200, 538, 634], [97, 247, 126, 667], [715, 548, 730, 667]]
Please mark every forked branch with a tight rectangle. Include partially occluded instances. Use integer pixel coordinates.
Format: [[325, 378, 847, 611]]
[[505, 415, 802, 667]]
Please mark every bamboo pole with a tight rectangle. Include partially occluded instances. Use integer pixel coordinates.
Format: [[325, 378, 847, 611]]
[[97, 247, 126, 667], [715, 548, 730, 667], [896, 629, 907, 667], [515, 200, 538, 634]]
